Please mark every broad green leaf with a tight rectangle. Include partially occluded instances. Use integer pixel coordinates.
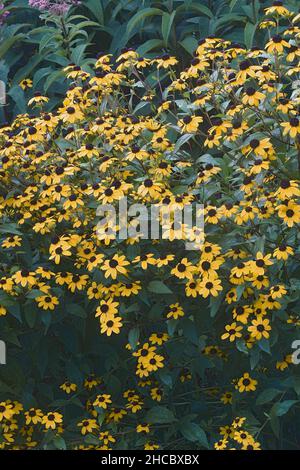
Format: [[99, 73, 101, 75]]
[[162, 11, 176, 47], [137, 39, 165, 56], [179, 36, 198, 55], [82, 0, 104, 24], [180, 422, 209, 448], [148, 280, 172, 294], [256, 389, 281, 406], [53, 436, 67, 450], [0, 34, 25, 58], [146, 406, 176, 424], [272, 400, 298, 417], [178, 3, 213, 19], [244, 22, 257, 49], [126, 8, 164, 36]]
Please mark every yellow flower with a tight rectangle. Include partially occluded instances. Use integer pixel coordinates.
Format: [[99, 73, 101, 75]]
[[13, 270, 36, 288], [101, 254, 130, 279], [19, 79, 33, 90], [178, 115, 203, 133], [2, 235, 22, 249], [266, 35, 290, 54], [166, 302, 184, 319], [136, 423, 150, 433], [242, 87, 265, 106], [265, 2, 290, 17], [281, 118, 300, 138], [100, 313, 123, 336], [0, 402, 14, 421], [133, 253, 156, 269], [221, 392, 233, 404], [277, 201, 300, 227], [248, 317, 271, 340], [236, 373, 257, 393], [273, 244, 294, 261], [198, 278, 223, 298], [36, 295, 59, 311], [214, 439, 228, 450], [93, 394, 112, 410], [24, 408, 43, 425], [42, 412, 63, 430], [28, 93, 49, 106], [60, 382, 77, 394], [0, 306, 7, 316], [95, 299, 119, 318], [221, 322, 243, 342], [77, 418, 98, 435], [171, 258, 196, 280]]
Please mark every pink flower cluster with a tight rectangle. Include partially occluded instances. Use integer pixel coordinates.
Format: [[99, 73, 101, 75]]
[[0, 3, 10, 26], [29, 0, 80, 15]]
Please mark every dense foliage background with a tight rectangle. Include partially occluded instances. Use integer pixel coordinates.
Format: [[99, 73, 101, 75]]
[[1, 0, 299, 120], [0, 0, 299, 451]]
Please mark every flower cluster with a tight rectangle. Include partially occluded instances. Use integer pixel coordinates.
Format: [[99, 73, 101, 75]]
[[28, 0, 80, 15], [0, 1, 299, 450], [214, 417, 260, 450], [0, 2, 9, 26]]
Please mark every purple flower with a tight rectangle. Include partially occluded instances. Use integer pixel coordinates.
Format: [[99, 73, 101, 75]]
[[28, 0, 80, 15]]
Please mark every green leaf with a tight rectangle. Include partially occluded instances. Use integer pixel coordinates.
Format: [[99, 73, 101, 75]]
[[162, 11, 176, 47], [213, 14, 246, 34], [126, 8, 164, 36], [146, 406, 176, 424], [137, 39, 165, 56], [71, 43, 88, 64], [229, 0, 239, 10], [179, 3, 213, 19], [82, 0, 104, 23], [179, 36, 198, 56], [26, 290, 45, 299], [0, 34, 25, 58], [180, 422, 209, 448], [272, 400, 298, 417], [209, 294, 223, 317], [67, 303, 87, 318], [158, 370, 173, 388], [128, 327, 140, 350], [250, 347, 260, 370], [174, 133, 194, 151], [244, 22, 257, 49], [256, 388, 281, 406], [24, 306, 37, 328], [270, 409, 280, 438], [7, 85, 26, 114], [53, 436, 67, 450], [293, 376, 300, 396], [148, 280, 172, 294], [258, 338, 271, 354], [44, 70, 66, 93], [0, 224, 22, 236]]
